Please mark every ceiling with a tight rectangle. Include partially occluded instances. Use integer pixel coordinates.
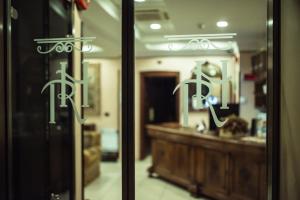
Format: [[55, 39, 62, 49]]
[[81, 0, 267, 58]]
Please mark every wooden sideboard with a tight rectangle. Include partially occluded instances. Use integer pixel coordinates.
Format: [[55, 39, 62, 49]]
[[147, 124, 266, 200]]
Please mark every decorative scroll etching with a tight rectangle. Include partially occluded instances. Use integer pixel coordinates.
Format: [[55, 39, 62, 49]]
[[35, 36, 96, 124], [34, 36, 96, 54], [165, 33, 236, 51]]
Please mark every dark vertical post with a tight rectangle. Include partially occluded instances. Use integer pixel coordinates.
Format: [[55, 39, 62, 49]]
[[267, 0, 280, 199], [5, 0, 13, 199], [122, 0, 135, 200], [0, 0, 7, 199], [67, 3, 75, 200]]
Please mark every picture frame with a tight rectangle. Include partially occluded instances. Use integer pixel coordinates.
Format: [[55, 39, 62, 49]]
[[85, 63, 101, 116]]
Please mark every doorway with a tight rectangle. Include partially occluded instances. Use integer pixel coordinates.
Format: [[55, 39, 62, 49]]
[[140, 72, 180, 160]]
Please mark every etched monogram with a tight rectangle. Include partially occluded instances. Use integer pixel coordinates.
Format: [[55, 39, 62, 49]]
[[41, 62, 89, 124], [173, 61, 230, 127], [35, 36, 95, 124]]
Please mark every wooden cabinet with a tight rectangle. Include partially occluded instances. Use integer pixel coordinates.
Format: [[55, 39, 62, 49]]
[[230, 154, 262, 200], [147, 125, 266, 200], [202, 150, 229, 199], [194, 148, 205, 184], [150, 140, 194, 191], [174, 144, 191, 180], [152, 140, 173, 175]]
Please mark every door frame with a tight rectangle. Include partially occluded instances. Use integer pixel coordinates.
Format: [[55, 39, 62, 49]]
[[0, 0, 281, 200], [121, 1, 135, 200], [267, 0, 280, 198], [0, 0, 7, 199], [139, 71, 180, 160], [1, 0, 75, 199], [1, 0, 13, 199]]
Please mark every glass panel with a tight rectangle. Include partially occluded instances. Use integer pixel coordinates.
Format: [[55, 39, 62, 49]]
[[79, 1, 122, 200], [11, 0, 73, 199], [9, 0, 122, 200], [135, 0, 268, 200]]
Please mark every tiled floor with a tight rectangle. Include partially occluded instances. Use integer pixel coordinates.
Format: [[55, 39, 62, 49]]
[[85, 157, 210, 200]]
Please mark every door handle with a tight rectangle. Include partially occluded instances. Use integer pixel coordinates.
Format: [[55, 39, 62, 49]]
[[50, 193, 61, 200], [149, 107, 155, 122], [11, 6, 18, 20]]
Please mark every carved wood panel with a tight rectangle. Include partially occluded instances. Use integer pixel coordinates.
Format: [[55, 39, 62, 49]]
[[174, 144, 190, 179], [152, 139, 173, 175], [230, 154, 262, 200], [148, 126, 266, 199], [259, 164, 267, 200], [195, 147, 205, 184], [203, 150, 229, 198]]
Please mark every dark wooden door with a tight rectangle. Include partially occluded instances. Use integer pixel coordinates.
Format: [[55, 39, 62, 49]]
[[140, 72, 180, 159]]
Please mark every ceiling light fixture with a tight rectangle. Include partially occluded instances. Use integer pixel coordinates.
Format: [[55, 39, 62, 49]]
[[150, 23, 161, 30], [134, 0, 146, 2], [267, 19, 273, 26], [216, 20, 228, 28], [82, 44, 103, 53]]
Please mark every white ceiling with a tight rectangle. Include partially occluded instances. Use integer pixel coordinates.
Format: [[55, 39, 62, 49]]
[[81, 0, 267, 58]]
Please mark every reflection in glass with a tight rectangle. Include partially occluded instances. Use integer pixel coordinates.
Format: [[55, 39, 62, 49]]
[[79, 1, 122, 200]]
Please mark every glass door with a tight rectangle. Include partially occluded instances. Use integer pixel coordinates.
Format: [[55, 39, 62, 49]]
[[10, 0, 74, 199], [134, 0, 270, 200], [1, 0, 279, 200], [6, 0, 123, 200]]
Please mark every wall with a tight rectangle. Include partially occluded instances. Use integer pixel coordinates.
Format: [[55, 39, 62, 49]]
[[239, 52, 260, 125], [87, 55, 260, 160], [280, 0, 300, 198], [73, 6, 82, 200], [85, 58, 121, 132]]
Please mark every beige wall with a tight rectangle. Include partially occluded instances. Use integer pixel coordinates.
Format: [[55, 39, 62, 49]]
[[73, 6, 82, 200], [239, 52, 260, 125], [85, 58, 121, 132], [280, 0, 300, 198]]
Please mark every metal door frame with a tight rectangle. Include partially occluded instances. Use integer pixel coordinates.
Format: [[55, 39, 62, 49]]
[[0, 0, 281, 199]]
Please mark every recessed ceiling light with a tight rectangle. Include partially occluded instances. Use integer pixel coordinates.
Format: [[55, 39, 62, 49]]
[[150, 23, 161, 30], [135, 0, 146, 2], [216, 20, 228, 28], [267, 19, 273, 26]]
